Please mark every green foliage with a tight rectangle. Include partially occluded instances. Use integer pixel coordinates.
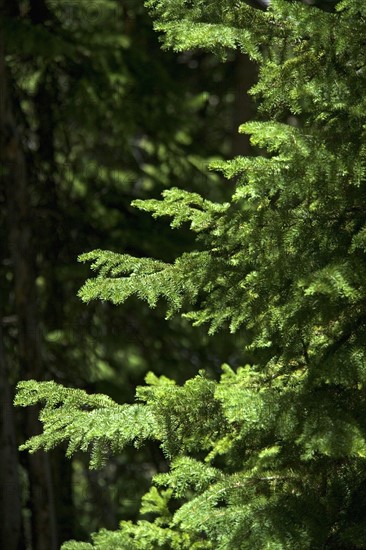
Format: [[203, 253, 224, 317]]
[[17, 363, 366, 547], [15, 0, 366, 548], [15, 380, 157, 469], [145, 0, 267, 58]]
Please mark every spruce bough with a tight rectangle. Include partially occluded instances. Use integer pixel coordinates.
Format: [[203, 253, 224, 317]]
[[15, 1, 366, 547]]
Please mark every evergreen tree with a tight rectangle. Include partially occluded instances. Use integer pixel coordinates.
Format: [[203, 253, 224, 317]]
[[16, 0, 366, 548]]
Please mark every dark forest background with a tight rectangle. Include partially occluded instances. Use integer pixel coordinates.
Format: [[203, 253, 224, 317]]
[[0, 1, 257, 548]]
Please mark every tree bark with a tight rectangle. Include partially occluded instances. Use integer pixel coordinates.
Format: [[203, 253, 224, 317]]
[[0, 322, 22, 550], [0, 5, 58, 549]]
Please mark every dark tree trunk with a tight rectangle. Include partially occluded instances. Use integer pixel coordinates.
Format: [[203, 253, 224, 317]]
[[0, 5, 58, 548], [52, 447, 75, 544], [0, 322, 22, 550], [29, 6, 75, 544]]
